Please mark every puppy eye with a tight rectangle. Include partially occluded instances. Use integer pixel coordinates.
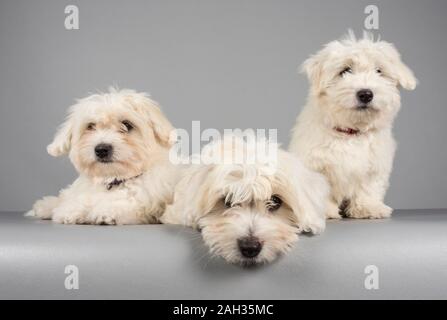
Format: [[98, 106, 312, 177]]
[[86, 123, 96, 131], [223, 198, 240, 208], [376, 68, 382, 74], [267, 195, 282, 212], [339, 67, 352, 77], [223, 198, 232, 208], [121, 120, 134, 132]]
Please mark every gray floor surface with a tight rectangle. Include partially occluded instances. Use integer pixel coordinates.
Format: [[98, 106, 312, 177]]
[[0, 210, 446, 299]]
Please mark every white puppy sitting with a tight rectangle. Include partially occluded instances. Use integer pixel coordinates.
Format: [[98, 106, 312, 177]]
[[27, 88, 177, 225], [162, 135, 328, 266], [289, 31, 417, 219]]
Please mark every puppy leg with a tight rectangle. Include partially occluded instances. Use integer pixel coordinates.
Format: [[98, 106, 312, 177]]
[[52, 201, 88, 224], [87, 202, 128, 225], [86, 200, 160, 225], [346, 175, 393, 219], [346, 174, 392, 219], [346, 196, 392, 219], [26, 196, 60, 219], [326, 197, 342, 219]]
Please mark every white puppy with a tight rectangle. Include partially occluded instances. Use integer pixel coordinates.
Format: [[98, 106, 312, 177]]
[[289, 31, 417, 219], [162, 135, 328, 266], [27, 88, 177, 225]]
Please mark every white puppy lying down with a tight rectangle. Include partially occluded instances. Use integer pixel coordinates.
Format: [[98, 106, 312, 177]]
[[162, 135, 329, 266], [289, 31, 417, 219], [27, 88, 178, 225]]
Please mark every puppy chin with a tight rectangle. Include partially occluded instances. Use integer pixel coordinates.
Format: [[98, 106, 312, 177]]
[[201, 239, 267, 267], [236, 256, 263, 268], [77, 159, 141, 181], [327, 102, 382, 130], [237, 244, 295, 267], [222, 243, 294, 267], [351, 104, 380, 118]]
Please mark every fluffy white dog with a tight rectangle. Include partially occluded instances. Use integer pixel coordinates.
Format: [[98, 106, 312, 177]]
[[289, 32, 417, 219], [27, 88, 178, 225], [162, 135, 328, 266]]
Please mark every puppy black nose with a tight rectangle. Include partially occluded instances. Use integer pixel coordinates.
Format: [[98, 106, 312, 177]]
[[95, 143, 113, 160], [357, 89, 374, 104], [238, 237, 262, 258]]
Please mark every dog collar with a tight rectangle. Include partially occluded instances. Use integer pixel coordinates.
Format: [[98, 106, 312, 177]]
[[334, 127, 360, 135], [105, 174, 142, 190]]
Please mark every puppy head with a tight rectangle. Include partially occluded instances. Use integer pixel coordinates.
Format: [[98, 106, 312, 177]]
[[303, 31, 417, 131], [47, 88, 174, 180], [189, 138, 327, 266]]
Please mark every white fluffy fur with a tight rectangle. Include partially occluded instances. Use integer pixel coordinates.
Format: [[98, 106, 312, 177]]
[[289, 31, 417, 219], [27, 88, 178, 225], [162, 135, 329, 265]]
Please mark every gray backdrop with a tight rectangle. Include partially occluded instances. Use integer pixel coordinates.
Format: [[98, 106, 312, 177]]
[[0, 0, 446, 212]]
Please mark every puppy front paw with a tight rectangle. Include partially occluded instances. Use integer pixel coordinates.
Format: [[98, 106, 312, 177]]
[[87, 208, 121, 225], [92, 215, 117, 225], [29, 196, 60, 219], [52, 209, 87, 225], [347, 201, 393, 219], [326, 201, 342, 219], [299, 217, 326, 234]]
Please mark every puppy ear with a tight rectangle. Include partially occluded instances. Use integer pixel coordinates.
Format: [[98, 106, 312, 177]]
[[182, 165, 218, 223], [147, 102, 175, 147], [393, 59, 417, 91], [301, 54, 323, 90], [161, 165, 213, 227], [125, 92, 175, 147], [46, 112, 74, 157], [301, 44, 337, 95], [280, 152, 328, 234], [381, 42, 417, 90]]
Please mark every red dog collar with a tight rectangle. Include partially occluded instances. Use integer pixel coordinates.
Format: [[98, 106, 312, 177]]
[[334, 127, 360, 135]]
